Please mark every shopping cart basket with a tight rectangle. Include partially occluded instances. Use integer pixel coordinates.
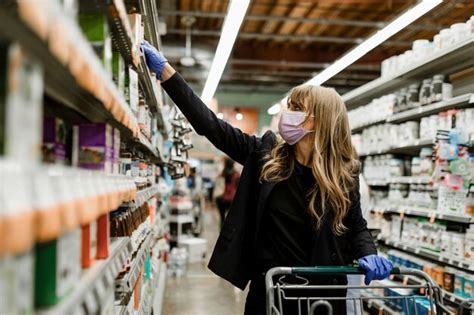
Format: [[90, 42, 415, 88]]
[[265, 266, 450, 315]]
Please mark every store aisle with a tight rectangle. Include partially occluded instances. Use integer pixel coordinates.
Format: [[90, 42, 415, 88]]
[[163, 206, 247, 315]]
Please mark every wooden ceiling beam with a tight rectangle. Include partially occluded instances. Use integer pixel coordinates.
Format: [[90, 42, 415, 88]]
[[158, 10, 443, 31]]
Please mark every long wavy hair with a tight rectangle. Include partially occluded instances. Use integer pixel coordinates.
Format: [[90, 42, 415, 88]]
[[260, 85, 359, 235]]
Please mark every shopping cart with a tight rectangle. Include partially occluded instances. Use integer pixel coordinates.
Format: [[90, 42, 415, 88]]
[[265, 266, 450, 315]]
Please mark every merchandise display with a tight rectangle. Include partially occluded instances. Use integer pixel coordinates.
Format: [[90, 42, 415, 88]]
[[1, 2, 473, 315], [348, 13, 474, 315]]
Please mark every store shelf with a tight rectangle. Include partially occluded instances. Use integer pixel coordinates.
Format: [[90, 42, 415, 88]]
[[378, 237, 474, 272], [372, 206, 473, 224], [343, 38, 474, 108], [366, 176, 431, 186], [361, 292, 398, 315], [108, 0, 139, 68], [137, 54, 164, 117], [136, 185, 160, 207], [132, 132, 162, 162], [137, 0, 163, 50], [36, 237, 132, 315], [115, 230, 153, 293], [352, 118, 387, 133], [387, 94, 474, 124], [359, 138, 433, 157]]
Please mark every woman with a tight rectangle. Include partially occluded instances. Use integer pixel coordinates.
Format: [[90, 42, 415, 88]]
[[215, 158, 241, 227], [141, 42, 392, 314]]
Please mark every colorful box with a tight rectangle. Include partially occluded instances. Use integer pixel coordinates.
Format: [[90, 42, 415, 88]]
[[42, 116, 67, 164], [73, 123, 113, 172]]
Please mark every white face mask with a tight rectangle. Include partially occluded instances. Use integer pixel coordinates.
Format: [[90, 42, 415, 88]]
[[278, 111, 313, 145]]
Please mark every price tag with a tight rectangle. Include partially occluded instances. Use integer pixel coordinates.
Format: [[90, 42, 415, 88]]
[[448, 258, 454, 265], [415, 248, 421, 254]]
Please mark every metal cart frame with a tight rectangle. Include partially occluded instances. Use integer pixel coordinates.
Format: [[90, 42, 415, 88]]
[[265, 266, 450, 315]]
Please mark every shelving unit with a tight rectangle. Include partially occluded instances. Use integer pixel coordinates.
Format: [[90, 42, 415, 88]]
[[378, 237, 474, 272], [359, 138, 433, 157], [36, 237, 132, 315], [366, 176, 431, 186], [136, 185, 160, 207], [387, 93, 474, 123], [372, 206, 473, 224], [343, 38, 474, 109]]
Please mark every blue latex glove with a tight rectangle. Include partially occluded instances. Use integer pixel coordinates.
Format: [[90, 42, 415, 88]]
[[140, 41, 168, 79], [358, 255, 393, 285]]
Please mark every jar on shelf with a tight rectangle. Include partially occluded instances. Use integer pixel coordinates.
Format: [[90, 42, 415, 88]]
[[411, 157, 421, 176], [407, 83, 420, 109], [390, 158, 405, 177], [439, 28, 454, 50], [397, 88, 408, 112], [450, 23, 470, 43], [419, 79, 432, 105], [431, 74, 453, 103]]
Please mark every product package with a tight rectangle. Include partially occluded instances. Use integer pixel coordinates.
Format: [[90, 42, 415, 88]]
[[73, 123, 114, 172], [125, 67, 139, 114], [34, 229, 81, 306], [42, 116, 67, 164], [112, 51, 125, 94], [112, 128, 121, 174], [128, 13, 144, 57], [0, 42, 43, 163], [0, 253, 34, 315]]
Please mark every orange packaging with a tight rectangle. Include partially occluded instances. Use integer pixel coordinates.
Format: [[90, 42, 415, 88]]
[[2, 211, 35, 256], [81, 224, 94, 268], [96, 214, 109, 259], [36, 205, 62, 243]]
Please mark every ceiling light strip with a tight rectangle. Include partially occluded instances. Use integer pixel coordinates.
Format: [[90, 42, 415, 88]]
[[201, 0, 250, 105]]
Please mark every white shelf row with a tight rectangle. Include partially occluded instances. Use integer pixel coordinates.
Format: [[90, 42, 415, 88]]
[[372, 206, 473, 224], [135, 185, 161, 208], [366, 176, 431, 186], [351, 93, 473, 133], [343, 38, 474, 108], [359, 138, 433, 157], [378, 237, 474, 272]]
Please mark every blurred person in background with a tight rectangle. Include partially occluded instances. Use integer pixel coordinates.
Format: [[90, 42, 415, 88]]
[[142, 42, 392, 315], [215, 157, 240, 228]]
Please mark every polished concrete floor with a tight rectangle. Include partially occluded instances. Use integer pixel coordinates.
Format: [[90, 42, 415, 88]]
[[162, 206, 247, 315]]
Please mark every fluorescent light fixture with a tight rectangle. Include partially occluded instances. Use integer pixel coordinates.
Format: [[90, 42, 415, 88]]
[[217, 112, 224, 119], [268, 0, 441, 112], [201, 0, 250, 105], [267, 103, 282, 115], [235, 113, 244, 121], [305, 0, 441, 86]]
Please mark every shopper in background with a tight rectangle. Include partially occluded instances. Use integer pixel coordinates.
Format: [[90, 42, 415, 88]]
[[142, 42, 393, 314], [215, 157, 241, 228]]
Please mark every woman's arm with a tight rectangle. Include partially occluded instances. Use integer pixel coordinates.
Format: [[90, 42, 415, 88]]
[[345, 180, 378, 259], [142, 43, 262, 165]]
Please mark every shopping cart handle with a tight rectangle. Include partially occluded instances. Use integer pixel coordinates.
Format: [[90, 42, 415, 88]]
[[291, 266, 401, 275]]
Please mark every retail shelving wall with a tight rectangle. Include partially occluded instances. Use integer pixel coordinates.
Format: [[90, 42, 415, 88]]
[[346, 18, 474, 314], [0, 1, 192, 314]]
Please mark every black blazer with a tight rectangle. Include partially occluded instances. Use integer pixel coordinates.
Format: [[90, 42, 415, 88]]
[[161, 73, 377, 290]]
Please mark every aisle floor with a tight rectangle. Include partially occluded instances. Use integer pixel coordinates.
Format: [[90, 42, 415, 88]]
[[163, 206, 247, 315]]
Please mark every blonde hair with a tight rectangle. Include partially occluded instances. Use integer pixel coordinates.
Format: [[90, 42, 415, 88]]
[[260, 85, 359, 235]]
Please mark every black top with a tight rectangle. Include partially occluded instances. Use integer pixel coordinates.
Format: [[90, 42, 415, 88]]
[[258, 161, 316, 270], [161, 72, 377, 290]]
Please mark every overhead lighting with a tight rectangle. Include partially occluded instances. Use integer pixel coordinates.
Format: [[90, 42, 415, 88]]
[[201, 0, 250, 105], [267, 103, 282, 115], [235, 112, 244, 121], [217, 112, 224, 119], [267, 0, 441, 112], [305, 0, 441, 86]]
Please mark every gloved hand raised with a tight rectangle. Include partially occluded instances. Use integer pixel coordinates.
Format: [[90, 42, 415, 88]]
[[358, 255, 393, 285], [140, 41, 168, 79]]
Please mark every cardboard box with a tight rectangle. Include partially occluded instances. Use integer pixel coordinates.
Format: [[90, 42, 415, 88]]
[[42, 116, 67, 164], [73, 123, 113, 172], [178, 237, 207, 263]]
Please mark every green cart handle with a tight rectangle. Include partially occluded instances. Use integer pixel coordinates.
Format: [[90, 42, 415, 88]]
[[291, 266, 401, 275]]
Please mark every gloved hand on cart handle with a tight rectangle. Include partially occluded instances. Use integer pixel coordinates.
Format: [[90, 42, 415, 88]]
[[358, 255, 393, 285], [141, 41, 168, 79]]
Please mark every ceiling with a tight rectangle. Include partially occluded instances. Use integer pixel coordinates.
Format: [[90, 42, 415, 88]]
[[157, 0, 474, 108]]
